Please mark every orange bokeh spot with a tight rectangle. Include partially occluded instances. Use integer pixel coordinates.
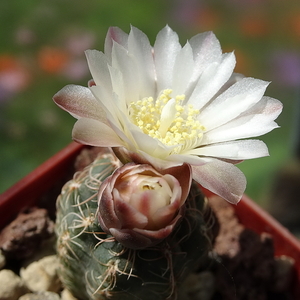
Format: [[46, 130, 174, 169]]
[[38, 47, 69, 74], [195, 7, 221, 31], [223, 47, 250, 76], [289, 12, 300, 38], [233, 49, 250, 75], [0, 55, 20, 72], [239, 16, 270, 38]]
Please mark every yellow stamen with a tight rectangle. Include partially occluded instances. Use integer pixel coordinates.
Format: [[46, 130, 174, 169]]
[[128, 89, 205, 153]]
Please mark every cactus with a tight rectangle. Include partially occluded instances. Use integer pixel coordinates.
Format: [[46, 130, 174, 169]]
[[55, 149, 214, 300]]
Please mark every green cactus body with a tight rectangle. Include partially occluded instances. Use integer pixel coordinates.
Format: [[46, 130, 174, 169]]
[[56, 149, 213, 300]]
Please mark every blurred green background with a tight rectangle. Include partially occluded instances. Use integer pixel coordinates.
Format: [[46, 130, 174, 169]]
[[1, 0, 299, 215]]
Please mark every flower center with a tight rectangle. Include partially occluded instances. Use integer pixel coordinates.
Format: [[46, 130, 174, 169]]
[[129, 89, 205, 152]]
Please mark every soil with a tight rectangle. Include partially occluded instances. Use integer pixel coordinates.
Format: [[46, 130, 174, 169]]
[[208, 196, 294, 300], [0, 147, 296, 300]]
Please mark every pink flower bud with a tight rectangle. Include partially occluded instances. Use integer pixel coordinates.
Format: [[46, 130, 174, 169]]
[[98, 163, 192, 249]]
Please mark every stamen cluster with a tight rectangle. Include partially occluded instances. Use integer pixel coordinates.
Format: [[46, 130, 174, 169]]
[[129, 89, 205, 150]]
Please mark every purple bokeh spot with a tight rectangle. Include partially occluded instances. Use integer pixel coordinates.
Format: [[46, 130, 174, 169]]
[[270, 51, 300, 88]]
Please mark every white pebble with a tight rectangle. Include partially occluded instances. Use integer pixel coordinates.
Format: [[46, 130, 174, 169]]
[[0, 249, 6, 269], [20, 255, 61, 293], [61, 289, 79, 300], [19, 291, 60, 300], [0, 269, 28, 300]]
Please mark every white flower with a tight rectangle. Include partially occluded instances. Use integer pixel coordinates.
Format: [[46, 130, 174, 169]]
[[53, 25, 282, 204]]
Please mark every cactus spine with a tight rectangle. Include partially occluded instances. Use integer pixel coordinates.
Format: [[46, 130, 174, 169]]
[[56, 149, 213, 300]]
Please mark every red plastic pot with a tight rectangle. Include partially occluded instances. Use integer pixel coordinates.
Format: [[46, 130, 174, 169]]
[[1, 142, 300, 297]]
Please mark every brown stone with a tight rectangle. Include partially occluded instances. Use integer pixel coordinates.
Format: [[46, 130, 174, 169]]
[[0, 207, 54, 260]]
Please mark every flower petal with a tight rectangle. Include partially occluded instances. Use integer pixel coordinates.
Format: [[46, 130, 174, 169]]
[[111, 41, 140, 103], [113, 190, 148, 229], [187, 52, 236, 110], [128, 26, 156, 98], [53, 85, 107, 122], [129, 128, 169, 158], [202, 96, 283, 144], [214, 72, 245, 98], [154, 25, 181, 92], [133, 216, 180, 241], [168, 153, 208, 165], [192, 158, 246, 204], [188, 31, 222, 83], [98, 184, 122, 232], [186, 139, 269, 160], [88, 88, 137, 149], [108, 63, 126, 106], [85, 50, 112, 91], [89, 85, 120, 122], [172, 42, 195, 95], [131, 149, 184, 170], [199, 77, 270, 130], [72, 118, 124, 147], [151, 201, 180, 229], [161, 163, 192, 205], [104, 27, 129, 61]]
